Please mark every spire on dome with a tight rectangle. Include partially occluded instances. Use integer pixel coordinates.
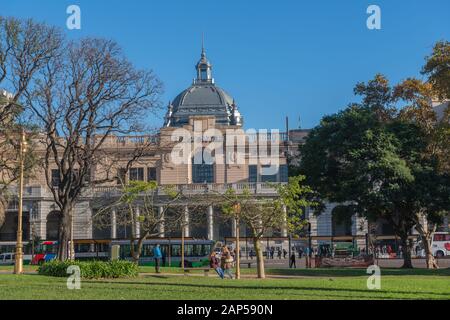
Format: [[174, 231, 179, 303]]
[[195, 35, 213, 84], [201, 33, 206, 58]]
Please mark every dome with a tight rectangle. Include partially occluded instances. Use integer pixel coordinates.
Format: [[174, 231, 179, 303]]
[[164, 47, 243, 127]]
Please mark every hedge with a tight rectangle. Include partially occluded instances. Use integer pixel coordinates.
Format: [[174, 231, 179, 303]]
[[38, 260, 139, 279]]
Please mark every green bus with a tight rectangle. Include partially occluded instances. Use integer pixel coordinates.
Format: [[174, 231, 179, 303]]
[[111, 239, 215, 267]]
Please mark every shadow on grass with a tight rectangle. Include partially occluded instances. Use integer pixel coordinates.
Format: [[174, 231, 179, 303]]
[[85, 278, 449, 298], [264, 268, 450, 277]]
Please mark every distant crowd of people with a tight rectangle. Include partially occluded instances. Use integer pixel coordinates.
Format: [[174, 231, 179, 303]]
[[150, 241, 420, 276]]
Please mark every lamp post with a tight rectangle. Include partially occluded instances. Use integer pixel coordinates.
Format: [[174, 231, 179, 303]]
[[233, 202, 241, 279], [307, 222, 312, 269], [181, 220, 185, 269], [288, 233, 292, 268], [14, 129, 27, 274]]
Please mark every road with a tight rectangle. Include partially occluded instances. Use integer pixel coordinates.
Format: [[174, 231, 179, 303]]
[[240, 257, 450, 269]]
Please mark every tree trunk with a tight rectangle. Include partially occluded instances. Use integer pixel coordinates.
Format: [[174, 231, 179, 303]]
[[0, 195, 7, 228], [57, 207, 72, 261], [253, 237, 265, 279], [400, 235, 413, 268], [415, 221, 439, 269], [131, 235, 147, 264], [422, 234, 439, 269]]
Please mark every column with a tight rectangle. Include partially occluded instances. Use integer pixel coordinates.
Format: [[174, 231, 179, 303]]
[[135, 206, 140, 238], [184, 206, 190, 237], [207, 205, 214, 240], [158, 206, 165, 238], [111, 208, 117, 239], [281, 205, 288, 237], [231, 217, 237, 237]]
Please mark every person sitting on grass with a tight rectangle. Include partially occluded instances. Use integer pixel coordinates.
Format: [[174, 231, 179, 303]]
[[210, 252, 224, 279]]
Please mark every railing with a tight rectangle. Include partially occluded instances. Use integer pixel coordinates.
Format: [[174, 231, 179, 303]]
[[103, 134, 160, 146], [89, 182, 284, 197], [5, 186, 43, 198]]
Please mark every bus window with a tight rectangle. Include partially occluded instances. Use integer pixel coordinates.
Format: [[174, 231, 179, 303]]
[[142, 244, 155, 257], [171, 244, 181, 257], [202, 244, 212, 256], [160, 245, 169, 257], [76, 244, 91, 253], [193, 244, 202, 257], [120, 244, 131, 258], [433, 234, 450, 241]]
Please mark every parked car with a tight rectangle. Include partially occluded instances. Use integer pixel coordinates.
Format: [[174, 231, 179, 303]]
[[0, 253, 15, 265]]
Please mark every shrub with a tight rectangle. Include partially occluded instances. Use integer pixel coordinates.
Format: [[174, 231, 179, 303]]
[[38, 260, 139, 279]]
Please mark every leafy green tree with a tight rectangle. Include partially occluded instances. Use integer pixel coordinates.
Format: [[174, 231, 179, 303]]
[[300, 84, 450, 269], [392, 41, 450, 267], [220, 176, 315, 279]]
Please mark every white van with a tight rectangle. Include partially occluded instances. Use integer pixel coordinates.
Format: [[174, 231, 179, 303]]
[[0, 253, 15, 265]]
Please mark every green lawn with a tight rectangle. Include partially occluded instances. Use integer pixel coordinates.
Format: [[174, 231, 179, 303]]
[[0, 268, 448, 300]]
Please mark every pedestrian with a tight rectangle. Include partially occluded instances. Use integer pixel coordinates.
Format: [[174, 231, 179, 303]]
[[277, 249, 282, 259], [387, 245, 393, 256], [221, 246, 234, 279], [270, 248, 275, 259], [162, 249, 166, 267], [283, 249, 287, 259], [298, 248, 303, 258], [153, 244, 162, 273], [210, 252, 224, 279], [289, 252, 296, 268]]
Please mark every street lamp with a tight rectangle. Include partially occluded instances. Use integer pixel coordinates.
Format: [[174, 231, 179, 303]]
[[14, 129, 27, 274], [233, 202, 241, 279], [307, 222, 312, 269]]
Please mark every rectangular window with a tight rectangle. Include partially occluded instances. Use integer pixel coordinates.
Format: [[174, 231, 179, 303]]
[[116, 168, 127, 185], [248, 165, 258, 183], [51, 169, 60, 187], [192, 163, 214, 183], [279, 164, 288, 182], [260, 164, 277, 183], [129, 167, 144, 181], [201, 68, 208, 80], [147, 167, 157, 182]]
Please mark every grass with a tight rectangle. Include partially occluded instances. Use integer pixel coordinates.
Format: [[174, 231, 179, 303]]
[[0, 267, 448, 300]]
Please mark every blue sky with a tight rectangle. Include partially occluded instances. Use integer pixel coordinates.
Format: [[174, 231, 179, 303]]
[[2, 0, 450, 130]]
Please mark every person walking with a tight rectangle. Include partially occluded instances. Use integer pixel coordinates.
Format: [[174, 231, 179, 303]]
[[289, 252, 296, 268], [277, 249, 282, 259], [283, 249, 287, 259], [221, 246, 234, 279], [210, 252, 224, 279], [153, 244, 163, 273]]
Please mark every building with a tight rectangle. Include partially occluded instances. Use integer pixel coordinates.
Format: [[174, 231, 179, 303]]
[[0, 48, 448, 253], [0, 47, 290, 245]]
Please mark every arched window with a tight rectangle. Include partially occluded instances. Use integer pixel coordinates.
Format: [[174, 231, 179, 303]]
[[200, 67, 208, 80], [46, 211, 60, 240]]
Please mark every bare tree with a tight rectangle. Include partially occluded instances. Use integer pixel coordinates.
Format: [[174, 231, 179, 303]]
[[24, 37, 163, 260], [93, 180, 210, 263], [0, 17, 62, 228]]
